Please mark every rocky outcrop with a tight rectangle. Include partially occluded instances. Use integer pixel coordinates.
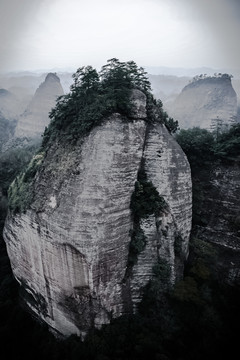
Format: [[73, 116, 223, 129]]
[[14, 73, 64, 139], [3, 92, 192, 337], [169, 75, 238, 129]]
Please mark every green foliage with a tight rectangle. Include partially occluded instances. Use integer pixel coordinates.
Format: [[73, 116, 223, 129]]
[[8, 174, 33, 213], [127, 169, 168, 267], [128, 227, 147, 266], [214, 123, 240, 158], [176, 124, 240, 171], [0, 145, 38, 228], [8, 152, 44, 213], [42, 59, 152, 148], [146, 95, 179, 133], [152, 258, 171, 281], [41, 59, 178, 148], [175, 127, 215, 169], [0, 146, 37, 195], [164, 116, 179, 134], [130, 177, 167, 220]]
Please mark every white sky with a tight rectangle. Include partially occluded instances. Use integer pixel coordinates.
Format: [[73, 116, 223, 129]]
[[1, 0, 240, 72]]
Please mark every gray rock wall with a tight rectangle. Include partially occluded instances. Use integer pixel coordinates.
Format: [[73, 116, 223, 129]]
[[4, 100, 192, 337], [192, 162, 240, 285]]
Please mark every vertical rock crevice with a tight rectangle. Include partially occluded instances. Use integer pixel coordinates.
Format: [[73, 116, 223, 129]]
[[123, 122, 192, 310]]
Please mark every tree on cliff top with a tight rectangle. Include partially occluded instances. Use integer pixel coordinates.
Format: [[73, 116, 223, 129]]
[[42, 59, 177, 148]]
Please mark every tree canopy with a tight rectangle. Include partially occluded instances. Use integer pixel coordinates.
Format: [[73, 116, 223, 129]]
[[176, 124, 240, 171], [42, 59, 177, 148]]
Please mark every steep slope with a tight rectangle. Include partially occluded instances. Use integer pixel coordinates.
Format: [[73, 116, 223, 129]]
[[14, 73, 64, 140], [3, 90, 192, 337], [192, 161, 240, 285], [169, 74, 237, 129]]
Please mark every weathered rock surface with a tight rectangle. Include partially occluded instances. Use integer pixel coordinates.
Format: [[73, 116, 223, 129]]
[[4, 94, 192, 337], [192, 162, 240, 285], [169, 75, 238, 129], [14, 73, 64, 139], [130, 123, 192, 306]]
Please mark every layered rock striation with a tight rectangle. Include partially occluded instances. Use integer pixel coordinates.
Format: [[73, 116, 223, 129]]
[[4, 91, 192, 337], [192, 162, 240, 285], [169, 75, 238, 129]]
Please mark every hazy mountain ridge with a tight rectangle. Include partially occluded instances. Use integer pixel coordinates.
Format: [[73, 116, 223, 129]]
[[1, 68, 240, 122], [168, 75, 238, 129]]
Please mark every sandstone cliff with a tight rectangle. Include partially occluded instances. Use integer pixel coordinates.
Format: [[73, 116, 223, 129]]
[[14, 73, 64, 140], [4, 91, 192, 337], [192, 161, 240, 285], [169, 75, 238, 129]]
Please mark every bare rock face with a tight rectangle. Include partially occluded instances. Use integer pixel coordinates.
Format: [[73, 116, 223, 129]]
[[192, 163, 240, 285], [14, 73, 64, 139], [4, 96, 192, 337], [169, 75, 238, 129], [130, 123, 192, 306]]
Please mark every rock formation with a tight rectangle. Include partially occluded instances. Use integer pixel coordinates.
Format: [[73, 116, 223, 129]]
[[169, 74, 238, 129], [14, 73, 64, 140], [3, 90, 192, 337], [192, 162, 240, 285]]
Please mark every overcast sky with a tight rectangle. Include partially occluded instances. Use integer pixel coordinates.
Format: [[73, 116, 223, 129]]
[[0, 0, 240, 73]]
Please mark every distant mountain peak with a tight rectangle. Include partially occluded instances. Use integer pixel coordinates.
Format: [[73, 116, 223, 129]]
[[168, 73, 237, 129], [45, 72, 61, 83]]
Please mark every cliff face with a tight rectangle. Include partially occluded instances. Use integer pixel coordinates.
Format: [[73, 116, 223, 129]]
[[14, 73, 64, 140], [169, 76, 238, 129], [192, 161, 240, 285], [3, 92, 192, 337]]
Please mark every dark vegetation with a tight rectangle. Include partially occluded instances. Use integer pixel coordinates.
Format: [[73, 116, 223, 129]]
[[7, 150, 44, 213], [189, 72, 233, 85], [0, 61, 240, 359], [42, 58, 178, 148], [0, 146, 38, 224], [175, 123, 240, 172], [130, 169, 168, 220], [176, 124, 240, 227], [128, 168, 168, 267]]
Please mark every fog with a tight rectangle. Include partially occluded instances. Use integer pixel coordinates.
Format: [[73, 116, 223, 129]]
[[0, 0, 240, 73]]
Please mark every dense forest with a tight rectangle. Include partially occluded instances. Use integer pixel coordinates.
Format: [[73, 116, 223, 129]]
[[0, 60, 240, 359]]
